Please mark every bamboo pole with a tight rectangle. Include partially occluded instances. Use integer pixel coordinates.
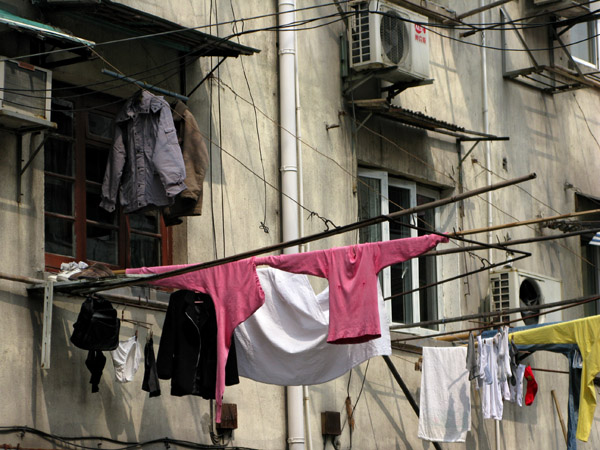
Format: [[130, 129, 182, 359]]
[[391, 294, 600, 330], [426, 227, 600, 256], [450, 208, 600, 237], [382, 356, 443, 450], [78, 173, 536, 295], [551, 390, 568, 445]]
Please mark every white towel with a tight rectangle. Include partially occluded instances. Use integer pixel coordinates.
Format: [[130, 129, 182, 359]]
[[418, 347, 471, 443]]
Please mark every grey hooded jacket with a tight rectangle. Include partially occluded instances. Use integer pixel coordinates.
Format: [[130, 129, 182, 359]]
[[100, 91, 186, 214]]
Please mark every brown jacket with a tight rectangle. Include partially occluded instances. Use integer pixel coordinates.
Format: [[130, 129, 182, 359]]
[[163, 101, 209, 226]]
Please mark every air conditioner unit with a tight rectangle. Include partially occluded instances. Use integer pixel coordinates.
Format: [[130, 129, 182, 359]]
[[0, 57, 53, 129], [348, 0, 430, 83], [490, 268, 563, 327]]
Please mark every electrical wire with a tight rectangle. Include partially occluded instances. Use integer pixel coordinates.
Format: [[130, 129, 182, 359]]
[[229, 0, 270, 235], [0, 426, 259, 450], [5, 0, 600, 75], [2, 1, 358, 63]]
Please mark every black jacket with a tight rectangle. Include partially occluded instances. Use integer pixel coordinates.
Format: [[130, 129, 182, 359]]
[[157, 290, 239, 398]]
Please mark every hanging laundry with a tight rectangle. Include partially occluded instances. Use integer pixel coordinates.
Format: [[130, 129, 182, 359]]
[[255, 234, 448, 344], [477, 333, 509, 420], [163, 100, 209, 226], [85, 350, 106, 393], [418, 347, 471, 443], [110, 335, 142, 383], [234, 267, 391, 386], [466, 331, 480, 381], [507, 364, 526, 407], [156, 290, 239, 398], [524, 365, 538, 406], [70, 295, 120, 351], [142, 336, 161, 397], [126, 259, 262, 423], [126, 235, 445, 421], [482, 326, 582, 450], [100, 90, 187, 214], [510, 315, 600, 442]]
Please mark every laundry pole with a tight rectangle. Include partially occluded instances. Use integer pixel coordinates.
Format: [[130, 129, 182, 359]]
[[278, 1, 304, 449]]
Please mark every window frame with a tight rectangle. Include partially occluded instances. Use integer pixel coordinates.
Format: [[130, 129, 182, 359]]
[[44, 87, 173, 272], [358, 168, 441, 333], [570, 18, 599, 68]]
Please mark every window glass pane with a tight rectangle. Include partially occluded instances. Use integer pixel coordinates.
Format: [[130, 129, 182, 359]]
[[571, 22, 594, 63], [583, 245, 600, 316], [389, 185, 412, 323], [44, 177, 74, 216], [86, 145, 109, 184], [50, 99, 74, 137], [417, 194, 438, 328], [44, 139, 73, 176], [130, 211, 160, 233], [130, 233, 160, 268], [45, 216, 74, 256], [88, 112, 114, 140], [357, 176, 382, 243], [87, 224, 118, 264], [86, 186, 117, 225]]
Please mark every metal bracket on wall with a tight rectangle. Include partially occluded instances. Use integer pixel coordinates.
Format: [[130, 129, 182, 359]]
[[41, 280, 54, 369], [500, 7, 600, 93], [17, 131, 49, 203]]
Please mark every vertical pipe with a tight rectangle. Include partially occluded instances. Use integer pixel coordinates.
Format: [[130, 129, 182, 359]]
[[481, 5, 499, 450], [278, 1, 304, 449]]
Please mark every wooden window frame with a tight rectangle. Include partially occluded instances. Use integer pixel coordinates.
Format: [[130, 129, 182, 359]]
[[44, 87, 172, 272]]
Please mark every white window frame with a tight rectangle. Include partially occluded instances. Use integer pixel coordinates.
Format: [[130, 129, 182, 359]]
[[570, 17, 599, 68], [358, 169, 441, 332]]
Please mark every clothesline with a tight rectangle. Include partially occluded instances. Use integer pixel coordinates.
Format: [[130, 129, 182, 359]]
[[72, 173, 536, 295], [391, 295, 600, 343], [391, 293, 600, 330]]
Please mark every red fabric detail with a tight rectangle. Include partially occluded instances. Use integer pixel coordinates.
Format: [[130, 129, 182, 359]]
[[524, 365, 538, 406]]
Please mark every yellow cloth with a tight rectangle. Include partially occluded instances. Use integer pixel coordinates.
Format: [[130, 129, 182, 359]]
[[510, 315, 600, 442]]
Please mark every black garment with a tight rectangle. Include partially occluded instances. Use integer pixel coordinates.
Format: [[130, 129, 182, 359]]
[[157, 290, 239, 399], [142, 337, 161, 397], [71, 296, 120, 351], [85, 350, 106, 393]]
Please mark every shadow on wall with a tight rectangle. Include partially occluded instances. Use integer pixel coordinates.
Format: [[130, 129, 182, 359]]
[[25, 298, 198, 445]]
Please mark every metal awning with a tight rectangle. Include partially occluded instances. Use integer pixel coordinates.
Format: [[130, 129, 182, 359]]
[[0, 7, 95, 47], [351, 98, 509, 142], [38, 0, 260, 57]]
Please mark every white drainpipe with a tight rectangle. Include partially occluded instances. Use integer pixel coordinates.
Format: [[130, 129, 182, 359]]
[[481, 2, 498, 449], [278, 1, 304, 449]]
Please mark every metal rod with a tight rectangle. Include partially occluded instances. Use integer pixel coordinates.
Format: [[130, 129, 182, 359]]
[[382, 355, 443, 450], [393, 295, 599, 342], [78, 173, 537, 294], [385, 253, 530, 301], [455, 0, 515, 20], [187, 56, 227, 98], [391, 294, 600, 330], [427, 227, 600, 256], [101, 69, 189, 101], [451, 208, 600, 236], [501, 7, 540, 69]]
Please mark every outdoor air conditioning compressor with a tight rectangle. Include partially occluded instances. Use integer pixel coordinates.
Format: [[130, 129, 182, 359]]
[[489, 268, 563, 327], [348, 0, 430, 83]]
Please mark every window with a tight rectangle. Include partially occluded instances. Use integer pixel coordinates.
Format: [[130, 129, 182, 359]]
[[577, 193, 600, 316], [357, 169, 439, 329], [570, 19, 598, 67], [44, 88, 172, 271]]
